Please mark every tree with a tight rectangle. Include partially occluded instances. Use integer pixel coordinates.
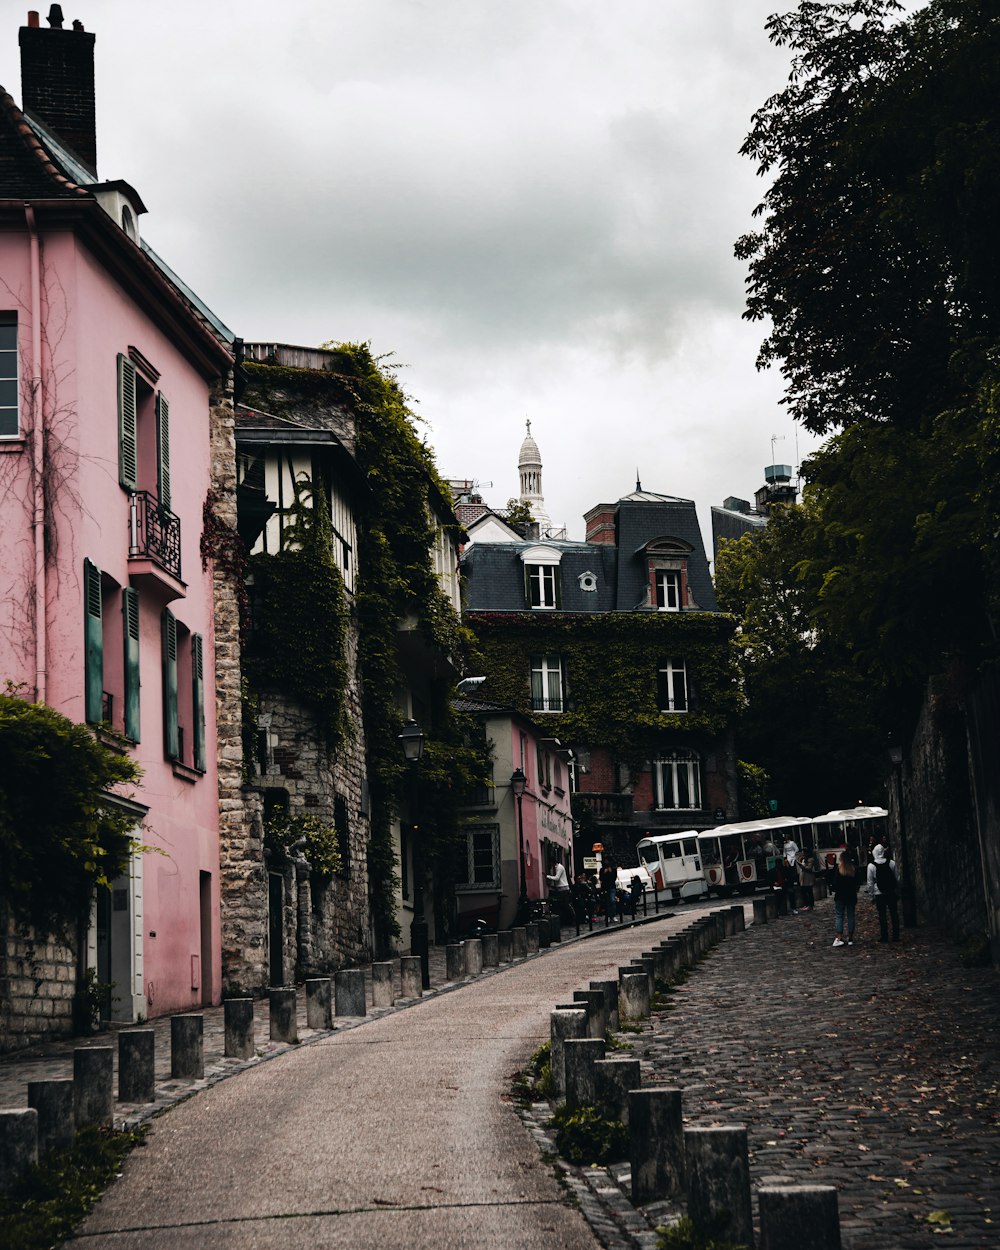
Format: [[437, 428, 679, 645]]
[[736, 0, 1000, 694], [0, 694, 141, 938], [500, 498, 535, 536], [715, 511, 887, 813]]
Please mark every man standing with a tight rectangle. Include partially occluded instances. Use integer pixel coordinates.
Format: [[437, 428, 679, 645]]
[[867, 843, 901, 942]]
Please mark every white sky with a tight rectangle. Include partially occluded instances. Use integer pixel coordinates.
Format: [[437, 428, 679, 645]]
[[1, 1, 829, 551]]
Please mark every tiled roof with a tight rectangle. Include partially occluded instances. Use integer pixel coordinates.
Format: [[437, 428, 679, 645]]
[[0, 88, 91, 199]]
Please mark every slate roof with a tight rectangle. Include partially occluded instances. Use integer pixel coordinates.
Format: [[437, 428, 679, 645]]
[[462, 492, 718, 613], [0, 89, 90, 199]]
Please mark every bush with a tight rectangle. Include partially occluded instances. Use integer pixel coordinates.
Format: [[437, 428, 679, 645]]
[[551, 1103, 627, 1165]]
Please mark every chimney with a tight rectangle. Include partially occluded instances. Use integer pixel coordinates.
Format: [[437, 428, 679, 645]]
[[19, 7, 97, 174]]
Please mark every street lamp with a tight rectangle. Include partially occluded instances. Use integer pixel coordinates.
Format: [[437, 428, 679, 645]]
[[511, 766, 528, 921], [398, 719, 429, 988]]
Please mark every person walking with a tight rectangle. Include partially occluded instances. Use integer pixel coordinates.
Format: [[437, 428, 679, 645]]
[[796, 848, 817, 910], [831, 849, 861, 947], [782, 837, 800, 914], [545, 860, 573, 924], [867, 842, 901, 942]]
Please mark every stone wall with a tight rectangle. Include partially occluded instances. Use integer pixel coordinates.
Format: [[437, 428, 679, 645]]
[[254, 612, 371, 975], [209, 375, 269, 996], [895, 676, 988, 945], [963, 671, 1000, 958], [0, 912, 76, 1053]]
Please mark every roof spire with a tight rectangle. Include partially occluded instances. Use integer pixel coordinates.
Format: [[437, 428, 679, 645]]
[[636, 470, 642, 493]]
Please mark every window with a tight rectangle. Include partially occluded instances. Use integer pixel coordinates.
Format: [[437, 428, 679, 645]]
[[458, 825, 500, 888], [0, 314, 17, 438], [527, 563, 558, 609], [161, 610, 179, 760], [122, 587, 141, 742], [654, 749, 703, 810], [655, 569, 681, 611], [118, 353, 170, 505], [84, 559, 104, 725], [657, 658, 688, 713], [530, 654, 564, 713], [164, 614, 206, 770]]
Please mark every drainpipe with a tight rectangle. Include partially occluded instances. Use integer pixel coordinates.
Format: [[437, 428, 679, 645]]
[[25, 204, 46, 705]]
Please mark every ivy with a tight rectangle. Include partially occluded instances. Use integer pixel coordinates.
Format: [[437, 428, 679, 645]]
[[264, 807, 343, 880], [467, 612, 741, 771], [0, 693, 142, 939], [245, 478, 349, 748]]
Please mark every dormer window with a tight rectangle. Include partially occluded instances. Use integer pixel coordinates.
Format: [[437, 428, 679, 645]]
[[520, 544, 562, 610], [656, 570, 681, 611], [643, 536, 694, 611], [121, 205, 137, 241], [578, 571, 598, 592]]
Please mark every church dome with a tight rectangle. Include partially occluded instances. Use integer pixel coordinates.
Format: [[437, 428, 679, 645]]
[[518, 419, 541, 467]]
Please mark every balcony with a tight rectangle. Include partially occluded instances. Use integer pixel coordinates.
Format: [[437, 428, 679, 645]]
[[576, 792, 635, 822], [128, 491, 186, 600]]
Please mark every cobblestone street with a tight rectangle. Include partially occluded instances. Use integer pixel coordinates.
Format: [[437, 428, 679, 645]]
[[633, 898, 1000, 1250]]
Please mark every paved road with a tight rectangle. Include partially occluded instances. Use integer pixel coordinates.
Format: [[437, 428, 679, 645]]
[[68, 918, 683, 1249], [633, 901, 1000, 1250]]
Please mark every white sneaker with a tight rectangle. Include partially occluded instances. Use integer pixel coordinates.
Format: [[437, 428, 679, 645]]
[[832, 938, 845, 947], [847, 939, 854, 946]]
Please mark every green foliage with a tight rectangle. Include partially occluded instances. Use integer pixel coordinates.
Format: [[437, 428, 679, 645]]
[[500, 497, 535, 535], [265, 806, 343, 880], [714, 511, 888, 813], [246, 477, 349, 747], [0, 694, 142, 937], [513, 1041, 554, 1102], [736, 760, 770, 820], [656, 1214, 750, 1250], [550, 1103, 628, 1165], [0, 1124, 147, 1250], [958, 932, 991, 967], [468, 611, 741, 771]]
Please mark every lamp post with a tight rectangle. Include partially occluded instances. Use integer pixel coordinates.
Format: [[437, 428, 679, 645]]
[[511, 766, 528, 922], [888, 744, 917, 927], [399, 719, 429, 988]]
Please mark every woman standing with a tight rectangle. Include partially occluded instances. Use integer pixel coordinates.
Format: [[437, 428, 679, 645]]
[[831, 850, 861, 947], [796, 849, 817, 911]]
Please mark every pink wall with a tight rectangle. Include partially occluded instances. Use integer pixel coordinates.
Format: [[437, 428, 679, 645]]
[[0, 222, 222, 1016], [510, 720, 574, 902]]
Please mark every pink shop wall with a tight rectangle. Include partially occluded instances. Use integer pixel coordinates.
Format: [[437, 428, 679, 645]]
[[0, 223, 223, 1020]]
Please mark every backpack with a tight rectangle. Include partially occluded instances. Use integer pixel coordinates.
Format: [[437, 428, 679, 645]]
[[875, 859, 897, 897]]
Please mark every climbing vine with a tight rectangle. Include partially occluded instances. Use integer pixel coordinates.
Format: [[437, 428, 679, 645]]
[[244, 478, 350, 748], [467, 611, 741, 772]]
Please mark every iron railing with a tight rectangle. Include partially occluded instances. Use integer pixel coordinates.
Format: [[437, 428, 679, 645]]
[[129, 491, 181, 580]]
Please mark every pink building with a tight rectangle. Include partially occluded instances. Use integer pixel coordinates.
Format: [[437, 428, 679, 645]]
[[0, 16, 233, 1044]]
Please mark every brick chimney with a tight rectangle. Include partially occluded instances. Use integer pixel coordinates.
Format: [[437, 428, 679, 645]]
[[19, 7, 97, 174]]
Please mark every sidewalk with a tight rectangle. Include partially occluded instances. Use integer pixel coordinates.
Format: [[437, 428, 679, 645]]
[[624, 897, 999, 1250]]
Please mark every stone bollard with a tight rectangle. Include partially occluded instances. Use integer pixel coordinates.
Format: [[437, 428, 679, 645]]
[[482, 933, 499, 967], [372, 962, 395, 1009], [400, 955, 423, 999], [759, 1185, 842, 1250], [269, 988, 298, 1043], [594, 1056, 642, 1126], [550, 916, 562, 943], [659, 940, 683, 981], [498, 930, 514, 963], [591, 978, 620, 1031], [525, 923, 540, 954], [721, 908, 737, 937], [118, 1029, 156, 1103], [306, 978, 333, 1029], [464, 938, 484, 977], [224, 998, 255, 1059], [538, 918, 551, 948], [335, 970, 367, 1017], [678, 930, 697, 966], [511, 928, 528, 959], [74, 1046, 114, 1126], [730, 903, 746, 932], [752, 897, 768, 926], [171, 1016, 205, 1080], [619, 971, 651, 1021], [629, 1087, 684, 1204], [563, 1037, 606, 1108], [550, 1007, 589, 1098], [636, 954, 658, 987], [0, 1109, 38, 1193], [775, 890, 789, 917], [572, 989, 607, 1039], [445, 944, 466, 982], [27, 1079, 74, 1155], [685, 1125, 753, 1248], [651, 947, 672, 982], [764, 894, 778, 921]]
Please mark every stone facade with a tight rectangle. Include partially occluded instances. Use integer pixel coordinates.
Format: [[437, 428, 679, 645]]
[[0, 913, 76, 1053], [253, 615, 371, 977]]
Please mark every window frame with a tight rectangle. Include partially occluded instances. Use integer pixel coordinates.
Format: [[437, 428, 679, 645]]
[[0, 313, 18, 439], [657, 657, 688, 713], [653, 749, 703, 811], [530, 653, 564, 713], [655, 568, 682, 611], [457, 824, 501, 890]]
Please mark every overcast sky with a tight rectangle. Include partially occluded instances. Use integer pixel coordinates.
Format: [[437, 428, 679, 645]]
[[2, 1, 829, 551]]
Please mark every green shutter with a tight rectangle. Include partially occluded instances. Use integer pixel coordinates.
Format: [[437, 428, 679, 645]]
[[162, 609, 179, 760], [156, 392, 171, 510], [84, 559, 103, 724], [122, 587, 141, 742], [192, 632, 205, 772], [118, 354, 138, 490]]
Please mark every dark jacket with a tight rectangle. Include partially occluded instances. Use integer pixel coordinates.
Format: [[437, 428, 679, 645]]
[[831, 868, 861, 905]]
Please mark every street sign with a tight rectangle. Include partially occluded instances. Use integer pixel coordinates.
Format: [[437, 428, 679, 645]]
[[591, 842, 604, 853], [768, 798, 778, 814], [583, 856, 599, 870]]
